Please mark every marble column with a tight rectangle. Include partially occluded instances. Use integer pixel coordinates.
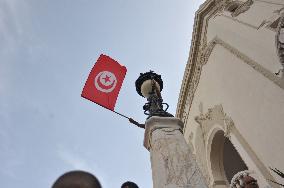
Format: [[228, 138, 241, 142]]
[[144, 116, 208, 188]]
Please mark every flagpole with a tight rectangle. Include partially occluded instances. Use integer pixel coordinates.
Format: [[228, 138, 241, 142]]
[[111, 110, 145, 129], [112, 110, 130, 119]]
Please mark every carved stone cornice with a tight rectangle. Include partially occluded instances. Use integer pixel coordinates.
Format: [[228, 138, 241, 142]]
[[276, 12, 284, 73], [176, 0, 235, 123], [231, 0, 254, 17], [215, 0, 233, 11], [176, 0, 220, 121]]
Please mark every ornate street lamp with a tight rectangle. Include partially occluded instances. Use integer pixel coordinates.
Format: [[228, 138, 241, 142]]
[[134, 71, 208, 188], [135, 71, 173, 119]]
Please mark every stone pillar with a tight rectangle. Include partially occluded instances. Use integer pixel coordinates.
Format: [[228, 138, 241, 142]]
[[144, 116, 208, 188]]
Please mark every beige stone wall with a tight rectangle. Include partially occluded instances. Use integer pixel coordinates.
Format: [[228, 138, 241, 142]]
[[207, 0, 284, 74], [185, 44, 284, 187], [178, 0, 284, 187]]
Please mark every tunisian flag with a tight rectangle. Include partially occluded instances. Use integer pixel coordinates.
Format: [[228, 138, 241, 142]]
[[81, 54, 127, 110]]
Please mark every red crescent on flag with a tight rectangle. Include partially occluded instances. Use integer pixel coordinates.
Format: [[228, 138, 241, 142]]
[[94, 71, 117, 93], [97, 73, 116, 90]]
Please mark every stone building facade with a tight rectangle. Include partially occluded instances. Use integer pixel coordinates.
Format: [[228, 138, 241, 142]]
[[176, 0, 284, 187]]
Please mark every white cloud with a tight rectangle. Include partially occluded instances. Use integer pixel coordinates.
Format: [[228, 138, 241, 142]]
[[0, 0, 44, 98], [0, 0, 27, 54], [0, 127, 24, 180], [57, 148, 108, 187], [0, 0, 27, 98], [57, 149, 91, 171]]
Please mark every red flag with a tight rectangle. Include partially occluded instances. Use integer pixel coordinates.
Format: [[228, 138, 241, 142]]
[[81, 54, 127, 110]]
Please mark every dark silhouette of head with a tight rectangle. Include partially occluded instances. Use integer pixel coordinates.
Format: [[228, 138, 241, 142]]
[[230, 171, 259, 188], [121, 181, 139, 188], [52, 170, 102, 188]]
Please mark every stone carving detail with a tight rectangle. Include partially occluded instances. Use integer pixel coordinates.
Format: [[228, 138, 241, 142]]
[[231, 0, 253, 17], [215, 0, 233, 12], [214, 0, 253, 17], [194, 104, 234, 142], [224, 116, 234, 139], [276, 12, 284, 74], [145, 117, 208, 188]]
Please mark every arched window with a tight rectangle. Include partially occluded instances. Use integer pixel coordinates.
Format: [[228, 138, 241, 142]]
[[223, 137, 248, 182], [209, 130, 248, 187]]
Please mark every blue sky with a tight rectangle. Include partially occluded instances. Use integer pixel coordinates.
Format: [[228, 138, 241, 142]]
[[0, 0, 204, 187]]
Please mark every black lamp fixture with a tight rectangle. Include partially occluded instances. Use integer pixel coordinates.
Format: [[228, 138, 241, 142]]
[[135, 70, 173, 119]]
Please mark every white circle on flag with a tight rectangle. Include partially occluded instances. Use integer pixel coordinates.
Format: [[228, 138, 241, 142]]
[[94, 71, 117, 93]]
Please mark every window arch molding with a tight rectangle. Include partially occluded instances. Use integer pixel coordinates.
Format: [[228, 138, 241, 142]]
[[194, 104, 277, 188]]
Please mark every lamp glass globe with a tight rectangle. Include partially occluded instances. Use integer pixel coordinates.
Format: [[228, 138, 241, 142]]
[[140, 79, 160, 98]]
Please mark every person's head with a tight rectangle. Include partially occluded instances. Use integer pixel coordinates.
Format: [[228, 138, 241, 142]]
[[52, 170, 102, 188], [121, 181, 139, 188], [230, 170, 259, 188], [242, 175, 259, 188]]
